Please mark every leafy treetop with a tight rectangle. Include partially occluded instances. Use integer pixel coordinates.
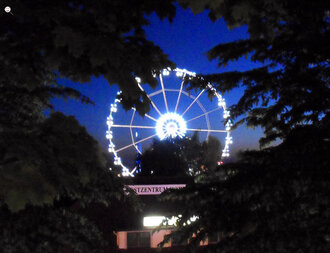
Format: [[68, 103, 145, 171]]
[[0, 112, 126, 212], [0, 112, 139, 252], [138, 132, 221, 177], [0, 0, 176, 132], [161, 124, 330, 252], [180, 0, 329, 145]]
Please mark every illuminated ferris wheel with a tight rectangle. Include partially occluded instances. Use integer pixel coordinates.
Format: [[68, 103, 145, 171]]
[[106, 68, 233, 176]]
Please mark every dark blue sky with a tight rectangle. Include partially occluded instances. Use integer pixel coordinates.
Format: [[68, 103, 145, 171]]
[[53, 6, 267, 160]]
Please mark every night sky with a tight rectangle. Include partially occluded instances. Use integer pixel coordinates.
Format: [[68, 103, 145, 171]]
[[52, 6, 268, 164]]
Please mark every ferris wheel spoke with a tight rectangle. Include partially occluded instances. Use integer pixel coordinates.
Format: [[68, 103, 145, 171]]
[[112, 124, 156, 129], [146, 93, 162, 116], [186, 107, 222, 123], [186, 128, 227, 133], [115, 134, 157, 153], [130, 109, 136, 151], [159, 74, 169, 113], [175, 74, 186, 113], [182, 89, 206, 116], [144, 113, 157, 122]]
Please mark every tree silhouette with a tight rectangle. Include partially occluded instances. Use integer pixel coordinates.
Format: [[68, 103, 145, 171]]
[[180, 0, 329, 145], [0, 112, 137, 252], [162, 124, 330, 252], [138, 133, 221, 177], [160, 1, 330, 252], [0, 0, 176, 133], [1, 2, 176, 251]]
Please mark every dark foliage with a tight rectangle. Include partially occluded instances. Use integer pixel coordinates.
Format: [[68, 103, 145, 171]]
[[158, 1, 330, 252], [0, 112, 137, 252], [161, 124, 330, 252], [138, 133, 221, 177], [180, 0, 329, 145], [0, 2, 178, 252], [0, 0, 176, 132]]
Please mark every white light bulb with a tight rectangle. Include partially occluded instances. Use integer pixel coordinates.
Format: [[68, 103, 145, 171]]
[[4, 6, 11, 13], [106, 130, 113, 139], [176, 71, 183, 77], [223, 110, 230, 118], [162, 69, 170, 76]]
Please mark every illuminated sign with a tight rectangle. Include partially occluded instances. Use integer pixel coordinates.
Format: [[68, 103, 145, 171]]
[[143, 216, 177, 227], [127, 184, 186, 195], [143, 215, 198, 227]]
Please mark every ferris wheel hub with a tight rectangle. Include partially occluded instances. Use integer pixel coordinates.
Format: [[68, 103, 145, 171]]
[[156, 113, 187, 140]]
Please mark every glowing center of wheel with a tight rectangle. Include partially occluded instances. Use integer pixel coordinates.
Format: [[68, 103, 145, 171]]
[[156, 113, 186, 140]]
